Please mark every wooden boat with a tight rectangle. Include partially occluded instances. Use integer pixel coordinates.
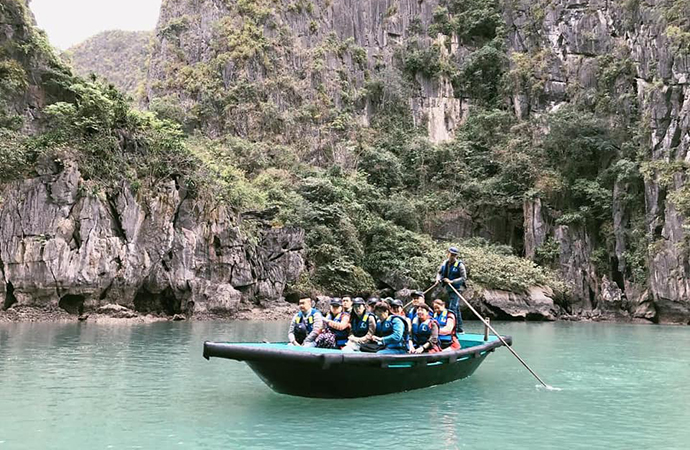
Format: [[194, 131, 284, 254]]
[[203, 333, 511, 398]]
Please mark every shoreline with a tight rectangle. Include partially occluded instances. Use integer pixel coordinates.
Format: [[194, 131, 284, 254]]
[[0, 304, 666, 325]]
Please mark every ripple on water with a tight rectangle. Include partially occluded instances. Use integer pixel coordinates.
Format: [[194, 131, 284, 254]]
[[0, 321, 689, 449]]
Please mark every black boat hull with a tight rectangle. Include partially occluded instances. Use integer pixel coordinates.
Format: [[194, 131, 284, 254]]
[[204, 335, 510, 398], [246, 352, 488, 398]]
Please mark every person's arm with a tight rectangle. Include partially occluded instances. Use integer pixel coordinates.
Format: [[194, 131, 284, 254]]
[[439, 314, 455, 335], [429, 321, 439, 346], [382, 319, 404, 346], [327, 312, 350, 331], [305, 312, 324, 343], [287, 314, 298, 344]]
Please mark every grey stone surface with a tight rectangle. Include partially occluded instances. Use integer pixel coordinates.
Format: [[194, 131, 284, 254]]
[[0, 165, 305, 316]]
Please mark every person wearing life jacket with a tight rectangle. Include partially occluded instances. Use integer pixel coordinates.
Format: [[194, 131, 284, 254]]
[[342, 296, 353, 314], [406, 290, 426, 322], [410, 304, 440, 354], [366, 297, 378, 313], [324, 298, 351, 348], [288, 298, 324, 347], [436, 246, 467, 333], [390, 298, 412, 349], [342, 298, 377, 352], [433, 299, 461, 351], [372, 302, 409, 355]]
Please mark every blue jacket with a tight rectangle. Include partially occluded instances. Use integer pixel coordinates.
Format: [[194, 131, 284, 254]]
[[438, 259, 467, 289], [378, 315, 407, 350]]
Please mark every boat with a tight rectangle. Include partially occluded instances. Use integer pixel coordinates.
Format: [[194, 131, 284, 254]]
[[202, 333, 512, 398]]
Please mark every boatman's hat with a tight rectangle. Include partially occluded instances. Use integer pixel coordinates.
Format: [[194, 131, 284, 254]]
[[448, 246, 459, 255], [330, 298, 343, 306], [411, 290, 424, 298]]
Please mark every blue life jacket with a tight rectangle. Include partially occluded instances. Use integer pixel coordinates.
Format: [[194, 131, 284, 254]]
[[293, 308, 317, 342], [439, 260, 466, 287], [351, 312, 373, 338], [434, 310, 456, 344], [376, 315, 409, 350], [412, 317, 435, 347], [406, 307, 417, 322], [327, 311, 350, 347]]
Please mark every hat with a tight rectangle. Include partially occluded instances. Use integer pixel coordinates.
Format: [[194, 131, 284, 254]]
[[330, 298, 343, 306], [411, 290, 424, 298], [353, 297, 365, 306], [391, 299, 403, 308], [383, 297, 393, 304], [448, 246, 459, 255], [367, 297, 378, 306]]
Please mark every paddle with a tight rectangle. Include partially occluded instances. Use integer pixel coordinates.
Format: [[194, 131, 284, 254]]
[[402, 281, 439, 310], [445, 281, 554, 389]]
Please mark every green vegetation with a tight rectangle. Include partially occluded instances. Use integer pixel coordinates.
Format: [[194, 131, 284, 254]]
[[4, 0, 666, 301], [65, 30, 152, 100]]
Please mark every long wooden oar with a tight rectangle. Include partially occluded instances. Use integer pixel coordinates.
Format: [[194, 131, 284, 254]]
[[446, 282, 553, 389], [402, 281, 439, 310]]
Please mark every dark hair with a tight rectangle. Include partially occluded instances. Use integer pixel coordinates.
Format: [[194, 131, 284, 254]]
[[373, 302, 390, 313], [417, 304, 432, 313]]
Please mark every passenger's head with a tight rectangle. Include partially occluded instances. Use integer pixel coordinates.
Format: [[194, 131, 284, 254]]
[[298, 298, 312, 313], [367, 298, 378, 311], [352, 298, 366, 316], [411, 291, 425, 306], [390, 299, 404, 314], [447, 246, 459, 262], [342, 296, 352, 310], [417, 304, 432, 321], [373, 302, 390, 321], [433, 299, 446, 315], [330, 298, 343, 314]]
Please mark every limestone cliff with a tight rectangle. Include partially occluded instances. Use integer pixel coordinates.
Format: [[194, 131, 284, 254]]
[[142, 0, 690, 324], [0, 162, 304, 315]]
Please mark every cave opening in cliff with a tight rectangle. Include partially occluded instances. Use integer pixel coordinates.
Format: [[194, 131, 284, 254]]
[[610, 255, 625, 292], [58, 294, 85, 315], [133, 287, 181, 316], [3, 281, 17, 310]]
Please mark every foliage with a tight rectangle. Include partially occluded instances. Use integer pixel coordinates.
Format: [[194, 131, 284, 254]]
[[65, 30, 152, 99]]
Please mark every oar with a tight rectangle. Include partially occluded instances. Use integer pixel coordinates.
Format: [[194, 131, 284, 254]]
[[445, 282, 553, 389], [402, 281, 439, 310]]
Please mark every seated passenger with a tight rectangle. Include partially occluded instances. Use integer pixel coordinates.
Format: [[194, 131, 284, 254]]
[[323, 298, 351, 348], [342, 296, 353, 313], [410, 304, 440, 354], [433, 299, 461, 351], [288, 298, 323, 347], [342, 298, 377, 352], [406, 290, 426, 321], [366, 297, 378, 313], [390, 299, 412, 341], [372, 302, 409, 355]]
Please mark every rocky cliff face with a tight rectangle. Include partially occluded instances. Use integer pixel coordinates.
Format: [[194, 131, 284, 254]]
[[510, 0, 690, 324], [66, 30, 152, 99], [142, 0, 690, 324], [0, 161, 304, 315]]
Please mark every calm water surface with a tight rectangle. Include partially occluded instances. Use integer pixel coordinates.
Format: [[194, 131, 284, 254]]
[[0, 320, 689, 449]]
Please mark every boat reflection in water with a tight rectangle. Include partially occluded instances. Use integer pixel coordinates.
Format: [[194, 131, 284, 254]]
[[203, 333, 511, 398]]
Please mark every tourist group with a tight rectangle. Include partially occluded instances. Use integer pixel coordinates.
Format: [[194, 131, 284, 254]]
[[288, 247, 467, 355]]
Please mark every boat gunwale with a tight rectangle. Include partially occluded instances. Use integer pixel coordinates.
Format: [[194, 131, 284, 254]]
[[203, 335, 511, 368]]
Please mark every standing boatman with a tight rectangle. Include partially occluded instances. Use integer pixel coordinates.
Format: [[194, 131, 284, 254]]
[[436, 246, 467, 333]]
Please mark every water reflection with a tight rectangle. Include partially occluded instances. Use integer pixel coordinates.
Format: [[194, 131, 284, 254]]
[[0, 321, 689, 449]]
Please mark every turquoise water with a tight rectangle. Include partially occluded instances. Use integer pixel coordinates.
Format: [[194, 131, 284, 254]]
[[0, 321, 689, 449]]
